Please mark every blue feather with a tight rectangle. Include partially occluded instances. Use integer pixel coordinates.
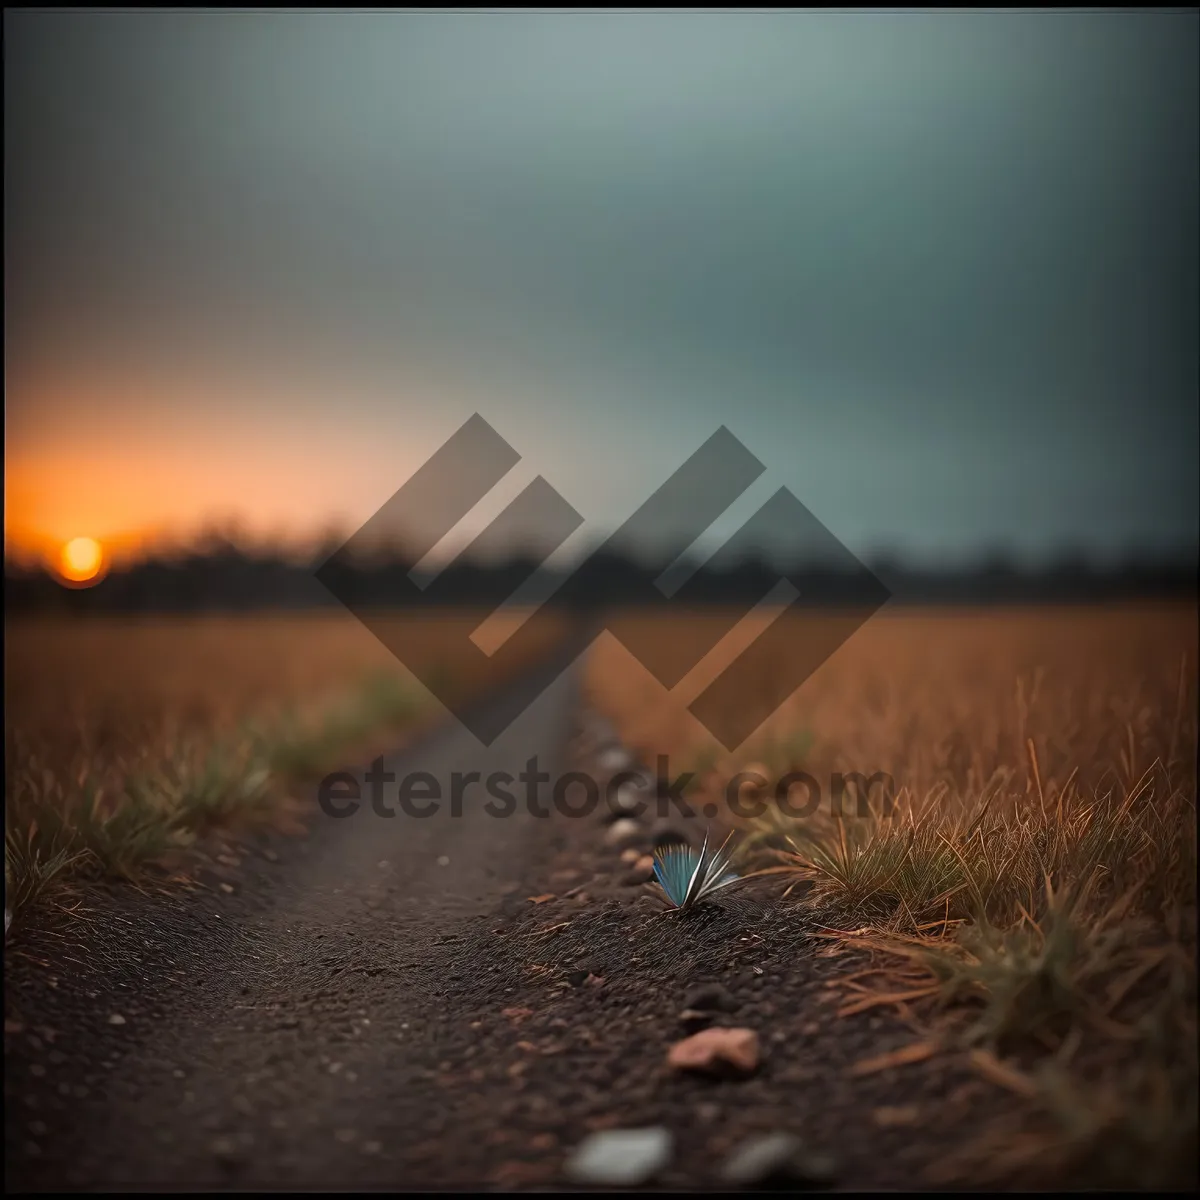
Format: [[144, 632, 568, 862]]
[[651, 830, 741, 909], [652, 845, 703, 907]]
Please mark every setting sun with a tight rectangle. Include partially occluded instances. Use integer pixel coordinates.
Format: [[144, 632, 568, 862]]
[[59, 536, 104, 584]]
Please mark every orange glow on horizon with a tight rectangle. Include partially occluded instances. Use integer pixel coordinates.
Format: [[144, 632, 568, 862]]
[[58, 537, 105, 584], [4, 362, 482, 568]]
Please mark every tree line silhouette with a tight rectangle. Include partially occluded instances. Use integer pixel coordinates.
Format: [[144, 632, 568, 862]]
[[4, 538, 1195, 614]]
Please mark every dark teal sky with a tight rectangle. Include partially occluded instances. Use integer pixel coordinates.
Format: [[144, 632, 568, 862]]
[[6, 11, 1197, 565]]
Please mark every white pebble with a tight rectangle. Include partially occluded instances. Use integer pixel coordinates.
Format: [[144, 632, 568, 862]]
[[605, 818, 642, 846], [566, 1128, 672, 1186]]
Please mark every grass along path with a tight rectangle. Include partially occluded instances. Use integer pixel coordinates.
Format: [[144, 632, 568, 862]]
[[5, 670, 429, 930]]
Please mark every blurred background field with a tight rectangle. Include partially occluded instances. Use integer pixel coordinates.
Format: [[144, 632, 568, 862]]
[[586, 604, 1197, 789]]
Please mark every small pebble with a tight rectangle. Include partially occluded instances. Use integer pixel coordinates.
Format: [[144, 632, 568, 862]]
[[565, 1127, 672, 1186], [605, 818, 641, 846]]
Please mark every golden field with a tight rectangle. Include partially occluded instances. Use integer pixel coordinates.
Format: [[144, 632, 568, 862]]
[[6, 609, 569, 772], [585, 604, 1197, 800]]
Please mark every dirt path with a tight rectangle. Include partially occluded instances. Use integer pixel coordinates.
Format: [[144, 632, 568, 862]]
[[7, 637, 1015, 1192]]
